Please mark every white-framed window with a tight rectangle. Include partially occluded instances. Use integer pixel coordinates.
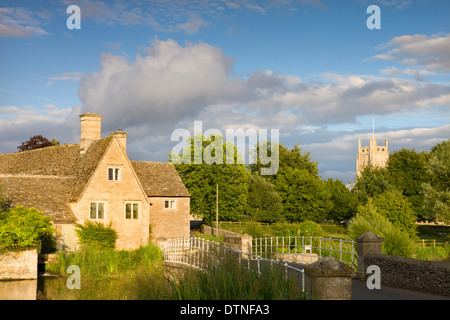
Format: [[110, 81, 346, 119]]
[[108, 167, 121, 181], [90, 202, 105, 219], [125, 202, 139, 219], [164, 200, 176, 209]]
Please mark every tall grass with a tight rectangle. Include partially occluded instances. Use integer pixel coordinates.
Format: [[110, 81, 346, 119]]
[[46, 244, 163, 279], [411, 244, 450, 261], [134, 256, 307, 300], [43, 249, 307, 300]]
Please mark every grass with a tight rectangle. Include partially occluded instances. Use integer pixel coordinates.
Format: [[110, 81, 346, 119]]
[[136, 256, 307, 300], [46, 244, 163, 279], [194, 233, 225, 243], [42, 254, 307, 300], [42, 242, 307, 300]]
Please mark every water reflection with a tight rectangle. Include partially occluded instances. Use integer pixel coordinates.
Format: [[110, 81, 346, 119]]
[[0, 279, 38, 300], [0, 275, 75, 300]]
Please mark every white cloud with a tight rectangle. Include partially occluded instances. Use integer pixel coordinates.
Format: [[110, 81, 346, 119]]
[[177, 14, 209, 35], [76, 38, 246, 135], [303, 124, 450, 182], [74, 39, 450, 155], [372, 33, 450, 72], [56, 0, 327, 34], [47, 72, 85, 86], [0, 7, 48, 38]]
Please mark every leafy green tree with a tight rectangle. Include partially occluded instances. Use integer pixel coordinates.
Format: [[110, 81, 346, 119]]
[[250, 142, 318, 178], [352, 166, 394, 203], [387, 148, 430, 217], [0, 206, 55, 253], [170, 134, 249, 224], [246, 173, 283, 223], [422, 140, 450, 223], [348, 199, 415, 257], [325, 178, 358, 222], [274, 167, 331, 222], [373, 190, 418, 238]]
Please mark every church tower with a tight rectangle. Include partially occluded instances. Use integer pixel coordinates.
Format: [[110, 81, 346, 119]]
[[356, 136, 389, 178]]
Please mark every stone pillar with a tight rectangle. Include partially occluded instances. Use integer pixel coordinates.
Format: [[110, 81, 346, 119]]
[[240, 233, 252, 257], [356, 232, 383, 280], [304, 256, 355, 300]]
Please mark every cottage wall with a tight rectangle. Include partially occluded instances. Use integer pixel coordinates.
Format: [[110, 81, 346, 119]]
[[149, 197, 190, 242], [71, 138, 150, 250]]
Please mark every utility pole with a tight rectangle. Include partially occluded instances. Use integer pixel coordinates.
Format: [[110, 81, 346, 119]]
[[216, 183, 219, 236]]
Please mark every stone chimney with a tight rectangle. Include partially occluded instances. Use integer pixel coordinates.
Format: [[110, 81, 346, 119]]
[[110, 128, 128, 153], [79, 113, 103, 156]]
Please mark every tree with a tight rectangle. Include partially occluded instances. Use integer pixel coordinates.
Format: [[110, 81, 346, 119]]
[[17, 135, 58, 152], [373, 190, 418, 238], [387, 148, 430, 217], [274, 167, 331, 222], [250, 142, 319, 178], [422, 140, 450, 223], [352, 166, 394, 203], [170, 134, 249, 224], [348, 198, 415, 258], [246, 173, 283, 223], [325, 178, 358, 222]]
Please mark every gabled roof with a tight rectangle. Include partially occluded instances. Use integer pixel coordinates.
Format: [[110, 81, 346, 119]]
[[131, 161, 190, 197], [0, 137, 190, 223]]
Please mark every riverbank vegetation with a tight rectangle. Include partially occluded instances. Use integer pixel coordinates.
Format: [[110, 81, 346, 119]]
[[43, 245, 306, 300]]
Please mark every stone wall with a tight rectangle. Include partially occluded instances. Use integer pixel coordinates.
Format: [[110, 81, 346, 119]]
[[202, 225, 243, 238], [364, 253, 450, 296], [202, 226, 252, 255], [73, 138, 151, 250], [356, 231, 450, 297], [0, 250, 38, 280], [150, 197, 190, 243]]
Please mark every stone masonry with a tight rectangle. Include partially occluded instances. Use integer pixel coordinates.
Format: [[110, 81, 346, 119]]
[[0, 250, 38, 280]]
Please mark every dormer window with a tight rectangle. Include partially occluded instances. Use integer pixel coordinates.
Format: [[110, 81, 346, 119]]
[[108, 167, 121, 181]]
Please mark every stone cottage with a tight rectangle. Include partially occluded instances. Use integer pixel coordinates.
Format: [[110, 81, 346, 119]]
[[0, 113, 191, 251]]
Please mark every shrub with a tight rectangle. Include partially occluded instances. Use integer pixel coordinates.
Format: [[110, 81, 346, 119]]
[[382, 227, 415, 257], [271, 221, 323, 237], [348, 203, 415, 257], [47, 244, 163, 279], [0, 206, 55, 253], [75, 220, 117, 249]]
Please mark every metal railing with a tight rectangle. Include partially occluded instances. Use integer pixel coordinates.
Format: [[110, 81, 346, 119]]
[[161, 237, 306, 292], [252, 236, 357, 269]]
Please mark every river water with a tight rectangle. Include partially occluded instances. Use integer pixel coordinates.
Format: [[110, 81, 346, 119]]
[[0, 275, 127, 300]]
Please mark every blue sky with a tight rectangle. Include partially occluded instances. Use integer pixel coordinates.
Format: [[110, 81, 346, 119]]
[[1, 0, 449, 183]]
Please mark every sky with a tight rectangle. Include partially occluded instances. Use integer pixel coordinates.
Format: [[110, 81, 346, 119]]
[[0, 0, 449, 183]]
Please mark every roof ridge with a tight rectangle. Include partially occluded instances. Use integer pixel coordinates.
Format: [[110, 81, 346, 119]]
[[0, 143, 79, 156]]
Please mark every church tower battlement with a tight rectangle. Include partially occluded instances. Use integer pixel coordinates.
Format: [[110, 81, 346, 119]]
[[356, 137, 389, 178]]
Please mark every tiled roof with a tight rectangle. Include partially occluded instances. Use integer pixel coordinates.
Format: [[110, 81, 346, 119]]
[[131, 161, 190, 197], [0, 137, 113, 223]]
